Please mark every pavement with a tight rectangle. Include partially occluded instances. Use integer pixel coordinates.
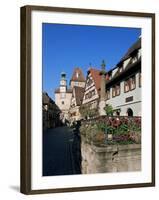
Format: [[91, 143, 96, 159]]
[[43, 126, 81, 176]]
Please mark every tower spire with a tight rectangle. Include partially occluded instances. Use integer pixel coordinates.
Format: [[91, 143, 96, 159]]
[[101, 60, 106, 71]]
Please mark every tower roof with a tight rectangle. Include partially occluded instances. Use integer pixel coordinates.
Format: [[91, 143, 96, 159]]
[[61, 72, 66, 79], [70, 67, 85, 82]]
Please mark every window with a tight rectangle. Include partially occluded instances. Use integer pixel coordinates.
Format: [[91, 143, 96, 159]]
[[87, 78, 93, 87], [112, 84, 120, 97], [92, 89, 95, 96], [116, 84, 120, 96], [124, 79, 130, 92], [119, 66, 123, 73], [124, 75, 136, 92], [138, 49, 141, 59], [130, 76, 136, 90], [106, 89, 110, 100], [107, 72, 112, 80], [61, 93, 65, 98], [74, 81, 78, 86], [139, 72, 141, 87], [112, 86, 116, 97], [132, 56, 137, 63], [116, 111, 120, 116], [127, 108, 133, 117], [85, 93, 88, 99], [61, 101, 64, 105], [44, 105, 48, 111]]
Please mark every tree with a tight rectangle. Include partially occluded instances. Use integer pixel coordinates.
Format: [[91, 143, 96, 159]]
[[104, 104, 113, 116]]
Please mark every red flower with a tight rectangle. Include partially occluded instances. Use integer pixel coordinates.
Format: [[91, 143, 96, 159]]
[[111, 118, 121, 127]]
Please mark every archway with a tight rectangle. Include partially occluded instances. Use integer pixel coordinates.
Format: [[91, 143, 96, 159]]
[[127, 108, 133, 116]]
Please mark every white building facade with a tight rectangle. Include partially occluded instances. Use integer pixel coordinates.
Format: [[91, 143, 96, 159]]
[[81, 37, 141, 118], [106, 38, 141, 116]]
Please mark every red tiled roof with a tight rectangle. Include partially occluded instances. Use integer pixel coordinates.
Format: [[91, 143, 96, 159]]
[[88, 68, 109, 92], [88, 68, 101, 91], [70, 67, 85, 82]]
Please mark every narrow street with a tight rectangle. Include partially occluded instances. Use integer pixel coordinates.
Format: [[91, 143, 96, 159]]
[[43, 126, 81, 176]]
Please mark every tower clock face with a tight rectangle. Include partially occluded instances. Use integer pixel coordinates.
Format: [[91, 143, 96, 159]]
[[60, 80, 66, 85]]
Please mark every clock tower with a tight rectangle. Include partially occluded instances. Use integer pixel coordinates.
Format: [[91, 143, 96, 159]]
[[55, 72, 72, 123], [60, 72, 67, 93]]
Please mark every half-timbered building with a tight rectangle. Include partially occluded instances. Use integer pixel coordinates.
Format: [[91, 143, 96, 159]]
[[106, 37, 141, 116], [81, 37, 141, 117], [69, 86, 85, 123]]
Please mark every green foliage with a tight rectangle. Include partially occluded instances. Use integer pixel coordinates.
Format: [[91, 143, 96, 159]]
[[96, 122, 106, 132], [79, 105, 99, 119], [104, 104, 113, 116], [115, 124, 129, 135], [80, 116, 141, 145]]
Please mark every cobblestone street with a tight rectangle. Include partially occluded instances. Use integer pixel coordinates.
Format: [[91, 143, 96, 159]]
[[43, 126, 81, 176]]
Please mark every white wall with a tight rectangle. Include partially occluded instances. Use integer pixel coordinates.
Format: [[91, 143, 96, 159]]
[[0, 0, 159, 200], [107, 73, 141, 116]]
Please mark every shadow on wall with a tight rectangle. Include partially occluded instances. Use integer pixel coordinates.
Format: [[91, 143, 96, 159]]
[[9, 185, 20, 192]]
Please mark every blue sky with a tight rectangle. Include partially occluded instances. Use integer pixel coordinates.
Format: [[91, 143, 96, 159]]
[[42, 23, 141, 100]]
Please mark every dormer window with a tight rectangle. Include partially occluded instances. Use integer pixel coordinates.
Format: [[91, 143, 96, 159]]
[[132, 56, 137, 63], [119, 66, 123, 73], [130, 50, 138, 64], [138, 49, 141, 59]]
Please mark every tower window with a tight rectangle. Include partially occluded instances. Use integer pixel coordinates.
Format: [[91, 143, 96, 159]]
[[61, 101, 64, 105], [61, 93, 65, 98]]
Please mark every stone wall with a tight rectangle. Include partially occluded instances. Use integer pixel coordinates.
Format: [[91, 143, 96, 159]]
[[81, 137, 141, 174]]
